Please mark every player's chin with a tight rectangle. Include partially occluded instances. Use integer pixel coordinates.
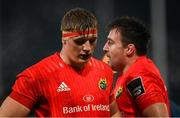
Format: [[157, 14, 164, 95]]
[[77, 59, 91, 66], [111, 65, 119, 71]]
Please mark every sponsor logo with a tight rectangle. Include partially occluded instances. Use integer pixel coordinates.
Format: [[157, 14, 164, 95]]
[[57, 82, 71, 92], [115, 87, 123, 98], [127, 76, 145, 98], [98, 78, 107, 90], [83, 95, 94, 103], [63, 104, 109, 114], [63, 105, 83, 114]]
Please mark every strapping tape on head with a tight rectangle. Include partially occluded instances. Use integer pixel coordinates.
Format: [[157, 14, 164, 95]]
[[62, 29, 97, 40]]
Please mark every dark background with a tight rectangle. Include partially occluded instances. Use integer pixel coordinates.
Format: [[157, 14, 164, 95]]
[[0, 0, 180, 116]]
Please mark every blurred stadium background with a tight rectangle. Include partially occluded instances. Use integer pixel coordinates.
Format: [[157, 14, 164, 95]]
[[0, 0, 180, 116]]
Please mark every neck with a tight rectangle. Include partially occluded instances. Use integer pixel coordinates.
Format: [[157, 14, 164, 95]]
[[122, 55, 139, 74], [59, 50, 85, 71], [60, 49, 69, 64]]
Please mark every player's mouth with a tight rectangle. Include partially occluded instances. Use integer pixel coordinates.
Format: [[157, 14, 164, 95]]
[[106, 53, 111, 58], [79, 54, 91, 60]]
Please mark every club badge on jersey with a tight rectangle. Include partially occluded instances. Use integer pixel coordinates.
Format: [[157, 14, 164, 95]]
[[98, 78, 107, 90], [127, 76, 145, 98]]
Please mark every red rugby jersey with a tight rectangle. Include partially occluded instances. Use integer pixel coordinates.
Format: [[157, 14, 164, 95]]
[[114, 56, 170, 117], [10, 52, 113, 117]]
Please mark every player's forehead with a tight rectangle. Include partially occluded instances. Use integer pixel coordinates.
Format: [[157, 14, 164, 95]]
[[108, 28, 121, 41]]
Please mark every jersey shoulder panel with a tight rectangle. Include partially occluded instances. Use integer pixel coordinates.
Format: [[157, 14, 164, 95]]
[[17, 52, 62, 78], [90, 57, 113, 73]]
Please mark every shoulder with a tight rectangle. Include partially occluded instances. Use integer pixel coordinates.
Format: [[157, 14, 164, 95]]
[[90, 57, 113, 72], [90, 57, 113, 82], [17, 52, 59, 80], [127, 56, 161, 79], [125, 64, 165, 100], [33, 52, 60, 70]]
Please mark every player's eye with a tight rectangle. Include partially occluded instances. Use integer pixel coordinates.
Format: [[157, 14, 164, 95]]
[[73, 39, 86, 45], [107, 40, 114, 45], [89, 38, 97, 44]]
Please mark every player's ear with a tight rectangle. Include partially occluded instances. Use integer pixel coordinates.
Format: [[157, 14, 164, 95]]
[[62, 38, 67, 45], [126, 44, 135, 56]]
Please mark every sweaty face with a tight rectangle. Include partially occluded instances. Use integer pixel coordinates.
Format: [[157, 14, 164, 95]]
[[103, 28, 126, 71], [62, 29, 97, 67]]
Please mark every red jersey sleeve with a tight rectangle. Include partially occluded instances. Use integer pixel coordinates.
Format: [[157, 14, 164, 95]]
[[10, 69, 40, 109], [136, 75, 167, 111], [126, 74, 168, 112]]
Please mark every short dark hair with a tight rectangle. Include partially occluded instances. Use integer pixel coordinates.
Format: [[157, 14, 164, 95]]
[[61, 8, 98, 32], [107, 16, 150, 55]]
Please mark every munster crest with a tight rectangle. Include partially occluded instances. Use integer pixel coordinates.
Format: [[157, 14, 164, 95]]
[[99, 78, 107, 90]]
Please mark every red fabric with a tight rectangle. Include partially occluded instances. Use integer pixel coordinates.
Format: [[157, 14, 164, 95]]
[[62, 29, 97, 38], [11, 52, 113, 117], [114, 56, 170, 117]]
